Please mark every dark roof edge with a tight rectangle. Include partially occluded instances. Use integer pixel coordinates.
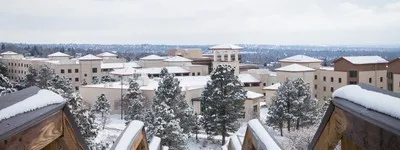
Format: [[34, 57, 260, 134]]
[[308, 102, 335, 150]]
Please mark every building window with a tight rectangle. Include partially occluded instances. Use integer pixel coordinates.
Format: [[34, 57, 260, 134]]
[[75, 69, 79, 73], [263, 83, 266, 86], [192, 73, 195, 76], [388, 83, 393, 91], [75, 86, 79, 90], [61, 69, 65, 74], [253, 83, 260, 86], [369, 78, 372, 83], [75, 78, 79, 82], [323, 86, 326, 91], [349, 71, 357, 77], [315, 94, 317, 98], [380, 77, 383, 82], [197, 72, 200, 76], [349, 81, 357, 85], [314, 75, 317, 80], [68, 69, 72, 73], [68, 78, 72, 81], [388, 72, 393, 79], [330, 87, 334, 92], [314, 84, 317, 89], [323, 76, 326, 81], [92, 68, 97, 73], [84, 74, 87, 77], [338, 78, 342, 83], [331, 77, 334, 82], [244, 83, 250, 87]]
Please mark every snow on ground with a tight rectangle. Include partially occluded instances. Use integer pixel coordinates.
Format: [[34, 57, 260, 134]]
[[0, 89, 65, 121], [94, 114, 226, 149]]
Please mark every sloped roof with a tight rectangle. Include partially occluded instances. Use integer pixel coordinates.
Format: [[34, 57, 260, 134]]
[[0, 87, 66, 140], [101, 62, 141, 69], [246, 91, 264, 99], [279, 55, 322, 63], [140, 55, 164, 60], [209, 44, 243, 50], [263, 83, 281, 90], [48, 52, 70, 57], [97, 52, 117, 57], [238, 74, 261, 83], [336, 56, 388, 64], [78, 54, 102, 61], [275, 64, 315, 72], [163, 56, 192, 62], [1, 51, 18, 55]]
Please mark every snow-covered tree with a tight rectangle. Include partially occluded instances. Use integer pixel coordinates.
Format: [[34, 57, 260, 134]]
[[291, 78, 317, 129], [0, 62, 8, 77], [150, 68, 188, 149], [25, 67, 38, 87], [37, 65, 54, 89], [94, 94, 111, 130], [124, 80, 150, 122], [267, 80, 295, 136], [0, 74, 16, 96], [200, 65, 246, 145], [47, 75, 74, 98], [68, 93, 98, 147]]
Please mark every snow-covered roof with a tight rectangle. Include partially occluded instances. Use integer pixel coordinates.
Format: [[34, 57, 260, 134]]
[[209, 44, 243, 50], [247, 119, 282, 150], [263, 83, 281, 90], [149, 136, 161, 150], [101, 62, 141, 69], [0, 89, 65, 121], [163, 56, 192, 62], [140, 54, 165, 60], [340, 56, 388, 64], [238, 74, 261, 83], [48, 52, 70, 57], [110, 67, 137, 76], [26, 57, 50, 61], [246, 91, 264, 99], [1, 51, 18, 55], [137, 67, 189, 74], [113, 120, 144, 150], [97, 52, 117, 57], [78, 54, 102, 61], [319, 66, 334, 71], [333, 85, 400, 119], [279, 55, 322, 63], [275, 64, 315, 72]]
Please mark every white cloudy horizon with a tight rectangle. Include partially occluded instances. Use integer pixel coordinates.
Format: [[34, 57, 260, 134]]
[[1, 0, 400, 45]]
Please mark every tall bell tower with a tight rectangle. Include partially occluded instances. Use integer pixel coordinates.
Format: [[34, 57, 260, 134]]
[[209, 44, 242, 75]]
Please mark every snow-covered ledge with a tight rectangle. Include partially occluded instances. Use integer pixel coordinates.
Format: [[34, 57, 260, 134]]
[[112, 120, 144, 150], [0, 89, 65, 121], [247, 119, 282, 150], [333, 85, 400, 119]]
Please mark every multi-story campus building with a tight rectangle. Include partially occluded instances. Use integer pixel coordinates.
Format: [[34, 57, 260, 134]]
[[2, 44, 396, 122]]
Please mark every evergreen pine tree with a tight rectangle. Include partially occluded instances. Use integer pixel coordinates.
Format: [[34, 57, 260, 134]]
[[25, 67, 38, 87], [151, 68, 187, 150], [1, 43, 5, 50], [292, 78, 317, 129], [0, 62, 8, 77], [124, 80, 150, 122], [37, 65, 54, 89], [47, 75, 74, 98], [94, 94, 111, 117], [68, 93, 98, 147], [94, 94, 111, 130], [0, 74, 16, 96], [200, 65, 246, 145]]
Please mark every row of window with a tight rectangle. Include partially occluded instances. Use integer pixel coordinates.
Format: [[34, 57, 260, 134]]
[[314, 85, 335, 92], [315, 75, 342, 83], [191, 72, 201, 76], [244, 83, 260, 87], [369, 77, 384, 83], [8, 69, 27, 74], [60, 68, 80, 74], [8, 63, 29, 68]]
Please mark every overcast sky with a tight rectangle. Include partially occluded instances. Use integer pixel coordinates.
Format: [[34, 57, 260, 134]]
[[1, 0, 400, 45]]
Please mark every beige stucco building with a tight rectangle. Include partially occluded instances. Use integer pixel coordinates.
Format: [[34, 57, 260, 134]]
[[388, 58, 400, 93]]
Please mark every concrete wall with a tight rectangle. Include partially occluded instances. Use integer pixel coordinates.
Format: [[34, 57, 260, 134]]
[[139, 60, 165, 68], [280, 62, 321, 69], [314, 70, 347, 101]]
